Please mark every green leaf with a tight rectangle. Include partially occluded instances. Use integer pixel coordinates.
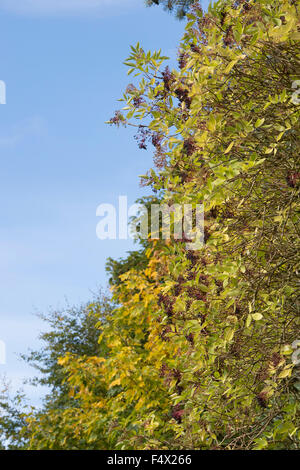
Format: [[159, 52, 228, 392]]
[[255, 118, 265, 128], [252, 313, 263, 321]]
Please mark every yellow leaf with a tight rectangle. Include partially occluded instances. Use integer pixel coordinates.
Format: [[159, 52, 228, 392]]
[[224, 59, 238, 74], [278, 366, 293, 379], [207, 115, 216, 132], [224, 141, 234, 154], [109, 378, 121, 389]]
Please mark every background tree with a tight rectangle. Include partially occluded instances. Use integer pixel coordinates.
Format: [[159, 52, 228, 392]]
[[0, 385, 29, 450], [20, 291, 112, 410], [0, 290, 113, 449], [145, 0, 195, 18]]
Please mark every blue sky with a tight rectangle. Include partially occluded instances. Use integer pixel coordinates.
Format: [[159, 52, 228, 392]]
[[0, 0, 208, 404]]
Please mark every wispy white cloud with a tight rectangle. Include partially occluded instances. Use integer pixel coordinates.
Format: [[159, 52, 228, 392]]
[[0, 0, 139, 16], [0, 116, 47, 148]]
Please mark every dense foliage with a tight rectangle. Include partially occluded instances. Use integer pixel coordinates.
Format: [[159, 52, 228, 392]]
[[1, 0, 299, 450]]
